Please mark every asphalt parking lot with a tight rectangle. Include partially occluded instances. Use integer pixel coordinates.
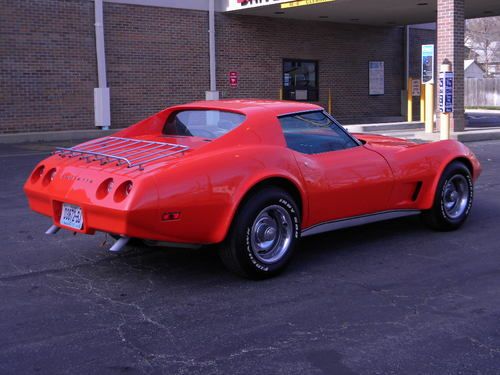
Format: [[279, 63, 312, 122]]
[[1, 140, 500, 375]]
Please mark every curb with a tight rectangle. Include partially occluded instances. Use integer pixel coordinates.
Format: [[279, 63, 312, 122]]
[[377, 128, 500, 143], [0, 128, 124, 144], [465, 109, 500, 114], [345, 121, 424, 133]]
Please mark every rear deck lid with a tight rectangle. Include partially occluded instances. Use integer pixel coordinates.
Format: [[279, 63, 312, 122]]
[[55, 136, 192, 171]]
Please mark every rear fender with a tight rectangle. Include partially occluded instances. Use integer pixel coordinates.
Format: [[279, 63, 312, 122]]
[[220, 171, 308, 241], [153, 145, 307, 244]]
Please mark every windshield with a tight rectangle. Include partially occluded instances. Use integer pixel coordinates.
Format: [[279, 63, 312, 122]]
[[163, 110, 246, 139]]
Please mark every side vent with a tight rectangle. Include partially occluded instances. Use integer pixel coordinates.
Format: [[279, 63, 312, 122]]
[[412, 181, 423, 201]]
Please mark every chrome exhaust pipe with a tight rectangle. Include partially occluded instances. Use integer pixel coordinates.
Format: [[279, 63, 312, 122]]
[[109, 236, 130, 253], [45, 225, 61, 235]]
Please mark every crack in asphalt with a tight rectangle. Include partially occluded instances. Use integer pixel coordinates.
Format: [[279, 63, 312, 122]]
[[43, 262, 173, 375], [468, 337, 500, 357], [0, 247, 156, 282]]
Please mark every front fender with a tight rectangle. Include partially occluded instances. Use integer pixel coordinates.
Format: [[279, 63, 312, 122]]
[[418, 140, 481, 209]]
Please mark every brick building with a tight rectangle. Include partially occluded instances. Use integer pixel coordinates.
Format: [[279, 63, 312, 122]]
[[1, 0, 499, 135]]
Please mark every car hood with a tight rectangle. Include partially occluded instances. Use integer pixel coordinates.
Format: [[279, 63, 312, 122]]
[[354, 133, 420, 149]]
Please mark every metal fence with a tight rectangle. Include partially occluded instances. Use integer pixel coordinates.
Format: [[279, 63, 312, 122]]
[[465, 78, 500, 107]]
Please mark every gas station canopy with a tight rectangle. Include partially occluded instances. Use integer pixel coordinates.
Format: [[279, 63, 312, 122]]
[[223, 0, 500, 26]]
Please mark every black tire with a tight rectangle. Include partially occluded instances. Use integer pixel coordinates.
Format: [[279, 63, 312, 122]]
[[219, 187, 301, 279], [422, 161, 473, 231]]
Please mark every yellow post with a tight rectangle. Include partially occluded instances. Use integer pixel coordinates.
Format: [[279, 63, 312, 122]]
[[424, 83, 434, 133], [279, 88, 283, 100], [328, 88, 332, 114], [407, 77, 413, 122], [420, 83, 426, 122], [440, 63, 452, 140]]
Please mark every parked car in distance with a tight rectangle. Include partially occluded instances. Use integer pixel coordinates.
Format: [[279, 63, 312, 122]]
[[24, 100, 481, 278]]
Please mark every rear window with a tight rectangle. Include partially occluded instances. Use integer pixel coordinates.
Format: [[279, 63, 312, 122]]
[[163, 110, 246, 139]]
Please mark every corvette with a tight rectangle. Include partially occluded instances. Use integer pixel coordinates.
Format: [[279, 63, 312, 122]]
[[24, 100, 481, 278]]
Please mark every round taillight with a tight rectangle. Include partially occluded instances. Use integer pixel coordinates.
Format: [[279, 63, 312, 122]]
[[31, 165, 45, 183], [114, 181, 133, 202], [42, 168, 57, 186], [124, 181, 133, 196], [106, 180, 114, 194], [96, 178, 114, 199]]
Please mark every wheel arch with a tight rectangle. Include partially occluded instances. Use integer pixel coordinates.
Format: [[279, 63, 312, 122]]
[[452, 156, 474, 178], [241, 177, 303, 215], [222, 176, 306, 242], [420, 156, 474, 209]]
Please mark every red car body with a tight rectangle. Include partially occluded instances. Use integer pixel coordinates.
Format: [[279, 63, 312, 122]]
[[24, 100, 481, 265]]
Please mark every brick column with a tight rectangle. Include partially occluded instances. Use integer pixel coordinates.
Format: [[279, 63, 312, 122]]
[[437, 0, 465, 131]]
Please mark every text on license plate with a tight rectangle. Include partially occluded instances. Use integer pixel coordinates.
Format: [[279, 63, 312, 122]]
[[60, 203, 84, 230]]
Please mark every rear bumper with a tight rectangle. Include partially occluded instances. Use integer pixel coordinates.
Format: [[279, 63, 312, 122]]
[[24, 184, 227, 245], [26, 188, 144, 238]]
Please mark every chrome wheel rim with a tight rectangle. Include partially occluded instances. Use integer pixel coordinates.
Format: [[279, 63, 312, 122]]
[[251, 205, 293, 264], [442, 174, 470, 219]]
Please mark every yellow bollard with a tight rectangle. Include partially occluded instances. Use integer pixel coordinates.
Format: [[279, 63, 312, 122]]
[[424, 83, 434, 133], [279, 88, 283, 101], [407, 78, 413, 123], [420, 83, 426, 122]]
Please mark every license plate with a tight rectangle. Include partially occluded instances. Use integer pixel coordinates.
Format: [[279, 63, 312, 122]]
[[60, 203, 83, 230]]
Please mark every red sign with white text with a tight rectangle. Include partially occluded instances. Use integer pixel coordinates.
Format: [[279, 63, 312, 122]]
[[229, 72, 238, 88]]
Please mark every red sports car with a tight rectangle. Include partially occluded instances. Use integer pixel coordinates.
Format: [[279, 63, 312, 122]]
[[24, 100, 481, 278]]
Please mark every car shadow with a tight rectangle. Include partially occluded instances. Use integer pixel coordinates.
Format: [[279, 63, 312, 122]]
[[109, 215, 427, 283]]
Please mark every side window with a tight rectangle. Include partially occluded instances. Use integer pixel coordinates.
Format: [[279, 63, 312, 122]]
[[278, 111, 359, 154]]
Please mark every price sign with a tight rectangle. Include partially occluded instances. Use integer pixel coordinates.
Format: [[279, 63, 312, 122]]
[[439, 71, 454, 113]]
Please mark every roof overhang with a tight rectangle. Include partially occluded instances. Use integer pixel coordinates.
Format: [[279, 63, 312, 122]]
[[220, 0, 500, 26]]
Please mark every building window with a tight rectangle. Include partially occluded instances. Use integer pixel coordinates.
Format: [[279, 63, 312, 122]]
[[283, 59, 319, 102]]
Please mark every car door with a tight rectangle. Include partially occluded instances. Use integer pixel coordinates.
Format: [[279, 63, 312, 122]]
[[278, 111, 394, 227]]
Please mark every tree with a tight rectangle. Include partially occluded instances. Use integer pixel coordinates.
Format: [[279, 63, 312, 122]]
[[465, 16, 500, 77]]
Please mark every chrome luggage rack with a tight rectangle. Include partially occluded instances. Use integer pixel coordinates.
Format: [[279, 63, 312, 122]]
[[55, 137, 189, 170]]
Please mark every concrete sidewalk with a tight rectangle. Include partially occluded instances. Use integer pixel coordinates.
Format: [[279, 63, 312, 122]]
[[466, 109, 500, 114], [344, 122, 500, 143]]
